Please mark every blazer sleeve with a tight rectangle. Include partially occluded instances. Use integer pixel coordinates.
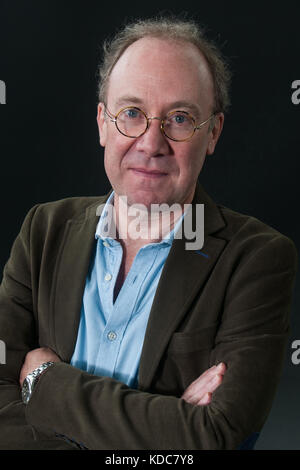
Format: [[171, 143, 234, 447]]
[[24, 230, 298, 450], [0, 205, 76, 450]]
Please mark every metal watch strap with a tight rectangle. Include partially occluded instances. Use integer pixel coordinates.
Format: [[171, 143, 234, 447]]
[[22, 361, 55, 404], [30, 361, 55, 380]]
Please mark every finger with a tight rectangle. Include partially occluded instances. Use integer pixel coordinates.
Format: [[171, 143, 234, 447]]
[[188, 363, 226, 390], [215, 362, 226, 375], [197, 392, 212, 406], [182, 363, 226, 401], [182, 373, 224, 404], [207, 373, 224, 392], [182, 367, 216, 397], [186, 365, 217, 388]]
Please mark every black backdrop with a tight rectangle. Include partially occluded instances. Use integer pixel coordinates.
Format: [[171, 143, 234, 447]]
[[0, 0, 299, 450]]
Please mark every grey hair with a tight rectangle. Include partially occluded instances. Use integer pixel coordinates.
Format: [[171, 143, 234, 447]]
[[97, 16, 232, 115]]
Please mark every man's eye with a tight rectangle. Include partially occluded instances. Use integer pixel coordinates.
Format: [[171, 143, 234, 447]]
[[174, 115, 186, 124], [125, 108, 139, 118], [170, 113, 189, 125]]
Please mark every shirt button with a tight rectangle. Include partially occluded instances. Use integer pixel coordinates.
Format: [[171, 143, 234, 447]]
[[103, 241, 109, 247], [104, 273, 112, 281], [107, 331, 117, 341]]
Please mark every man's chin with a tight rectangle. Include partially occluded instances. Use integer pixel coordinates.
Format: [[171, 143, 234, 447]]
[[119, 193, 166, 210]]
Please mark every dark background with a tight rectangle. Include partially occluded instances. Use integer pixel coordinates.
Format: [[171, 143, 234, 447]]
[[0, 0, 299, 449]]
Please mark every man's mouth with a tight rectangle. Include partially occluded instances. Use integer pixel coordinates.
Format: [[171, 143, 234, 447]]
[[130, 168, 168, 178]]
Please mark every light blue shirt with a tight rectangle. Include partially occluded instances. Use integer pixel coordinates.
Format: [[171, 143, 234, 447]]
[[70, 191, 185, 388]]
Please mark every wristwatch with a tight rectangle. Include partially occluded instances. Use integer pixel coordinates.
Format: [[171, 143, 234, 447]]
[[21, 361, 55, 404]]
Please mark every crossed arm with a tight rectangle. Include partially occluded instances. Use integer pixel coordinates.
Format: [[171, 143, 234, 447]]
[[1, 248, 296, 450], [18, 349, 229, 449], [19, 347, 226, 407]]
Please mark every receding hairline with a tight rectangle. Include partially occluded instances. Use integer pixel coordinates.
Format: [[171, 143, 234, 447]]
[[106, 35, 214, 118], [97, 17, 232, 114], [110, 35, 213, 72], [106, 34, 214, 91]]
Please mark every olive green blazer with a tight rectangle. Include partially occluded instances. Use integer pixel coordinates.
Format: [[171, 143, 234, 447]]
[[0, 183, 297, 449]]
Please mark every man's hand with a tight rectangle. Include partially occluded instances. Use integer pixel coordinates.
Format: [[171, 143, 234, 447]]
[[181, 362, 226, 406], [19, 347, 61, 387]]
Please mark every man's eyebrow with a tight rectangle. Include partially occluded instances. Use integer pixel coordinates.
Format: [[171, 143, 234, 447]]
[[168, 101, 202, 119], [114, 96, 202, 119], [114, 96, 144, 108]]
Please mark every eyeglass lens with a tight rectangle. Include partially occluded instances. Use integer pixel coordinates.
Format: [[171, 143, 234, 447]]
[[116, 107, 195, 140]]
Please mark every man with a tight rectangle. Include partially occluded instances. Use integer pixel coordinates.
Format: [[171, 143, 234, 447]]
[[0, 17, 297, 450]]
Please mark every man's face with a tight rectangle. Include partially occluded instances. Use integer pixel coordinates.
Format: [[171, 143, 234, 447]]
[[97, 37, 224, 208]]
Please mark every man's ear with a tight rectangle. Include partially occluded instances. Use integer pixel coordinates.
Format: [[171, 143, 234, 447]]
[[96, 102, 107, 147], [206, 112, 224, 156]]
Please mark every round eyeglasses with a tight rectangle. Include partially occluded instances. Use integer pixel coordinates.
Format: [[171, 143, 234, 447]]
[[104, 106, 215, 142]]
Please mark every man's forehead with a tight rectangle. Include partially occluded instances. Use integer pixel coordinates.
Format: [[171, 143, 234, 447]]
[[107, 37, 214, 111], [112, 37, 211, 77]]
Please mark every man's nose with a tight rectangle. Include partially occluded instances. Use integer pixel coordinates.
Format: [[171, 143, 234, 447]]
[[135, 117, 170, 156]]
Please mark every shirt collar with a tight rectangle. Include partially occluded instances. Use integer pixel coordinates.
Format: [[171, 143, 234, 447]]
[[95, 190, 116, 240]]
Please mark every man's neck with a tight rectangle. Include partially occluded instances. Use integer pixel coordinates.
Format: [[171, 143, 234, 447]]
[[113, 193, 184, 250]]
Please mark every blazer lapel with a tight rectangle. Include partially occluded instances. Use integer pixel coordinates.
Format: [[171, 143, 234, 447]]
[[138, 183, 227, 391], [51, 193, 112, 362]]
